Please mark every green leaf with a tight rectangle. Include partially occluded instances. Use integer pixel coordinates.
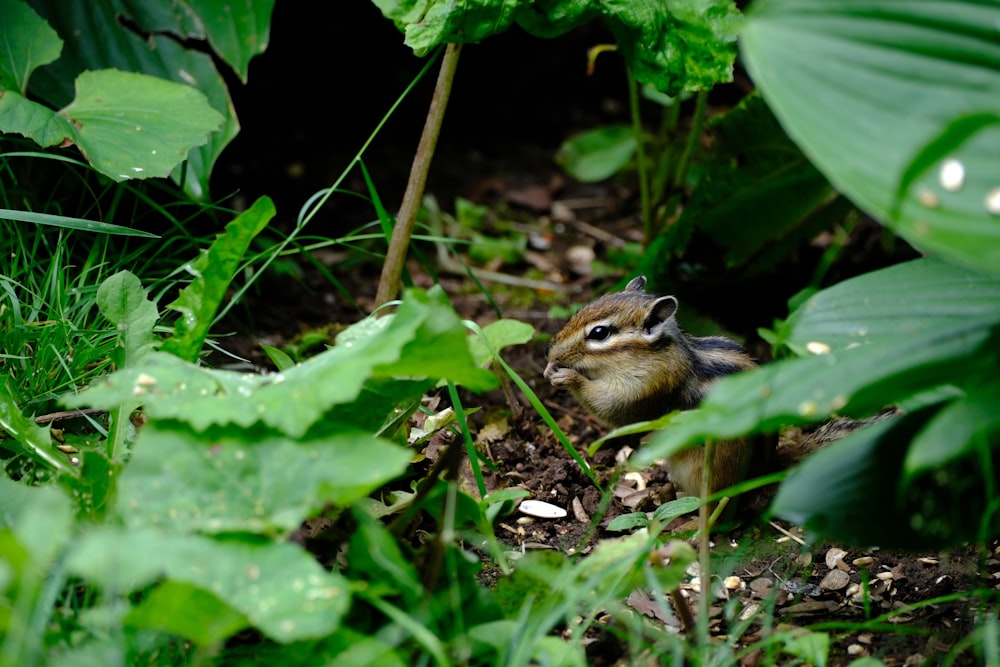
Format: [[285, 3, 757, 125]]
[[63, 69, 223, 180], [466, 318, 535, 368], [118, 422, 412, 535], [556, 124, 637, 182], [781, 631, 829, 667], [27, 0, 254, 198], [67, 528, 350, 642], [0, 0, 62, 93], [771, 407, 995, 549], [97, 270, 159, 368], [781, 258, 1000, 353], [904, 381, 1000, 476], [652, 495, 701, 522], [0, 208, 160, 237], [606, 512, 649, 532], [126, 580, 250, 645], [0, 377, 74, 475], [124, 0, 276, 83], [161, 197, 275, 361], [0, 477, 74, 563], [65, 287, 495, 436], [261, 343, 295, 371], [740, 0, 1000, 275]]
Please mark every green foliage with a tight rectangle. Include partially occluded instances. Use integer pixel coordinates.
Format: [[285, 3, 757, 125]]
[[373, 0, 739, 95], [161, 197, 275, 361], [557, 124, 637, 182], [741, 0, 1000, 277], [0, 0, 275, 198]]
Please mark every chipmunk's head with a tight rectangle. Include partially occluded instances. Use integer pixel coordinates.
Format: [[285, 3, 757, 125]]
[[543, 276, 692, 426]]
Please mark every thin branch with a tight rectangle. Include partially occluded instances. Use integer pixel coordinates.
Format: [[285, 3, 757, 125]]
[[375, 43, 463, 307]]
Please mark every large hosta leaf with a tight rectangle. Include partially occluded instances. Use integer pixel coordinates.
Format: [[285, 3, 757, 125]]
[[740, 0, 1000, 275]]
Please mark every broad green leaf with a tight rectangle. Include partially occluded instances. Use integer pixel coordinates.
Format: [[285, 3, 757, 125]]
[[122, 0, 276, 82], [635, 316, 998, 467], [97, 270, 159, 368], [0, 476, 74, 563], [126, 581, 250, 645], [0, 377, 74, 475], [65, 288, 495, 435], [63, 69, 223, 180], [904, 381, 1000, 476], [118, 422, 412, 535], [772, 408, 995, 549], [67, 528, 350, 642], [0, 0, 62, 93], [781, 257, 1000, 353], [0, 208, 159, 237], [28, 0, 252, 198], [556, 124, 637, 182], [652, 495, 701, 522], [740, 0, 1000, 275], [162, 197, 275, 361]]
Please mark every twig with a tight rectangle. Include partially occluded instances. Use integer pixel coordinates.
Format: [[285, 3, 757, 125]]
[[769, 520, 807, 546], [375, 43, 463, 307]]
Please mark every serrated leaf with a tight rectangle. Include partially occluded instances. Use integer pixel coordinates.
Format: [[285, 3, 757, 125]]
[[67, 528, 350, 642], [65, 287, 494, 435], [0, 0, 62, 94], [556, 124, 637, 182], [118, 422, 411, 535], [162, 197, 275, 361], [741, 0, 1000, 275], [375, 0, 738, 95]]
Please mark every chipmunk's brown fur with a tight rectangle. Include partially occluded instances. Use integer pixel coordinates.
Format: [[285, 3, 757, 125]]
[[545, 276, 757, 496]]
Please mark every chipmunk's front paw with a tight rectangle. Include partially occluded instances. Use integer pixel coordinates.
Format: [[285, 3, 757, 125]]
[[543, 363, 584, 389]]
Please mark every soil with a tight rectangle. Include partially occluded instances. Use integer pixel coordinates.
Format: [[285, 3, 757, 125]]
[[208, 6, 994, 665]]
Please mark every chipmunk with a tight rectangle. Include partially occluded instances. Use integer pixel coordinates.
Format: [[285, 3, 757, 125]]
[[545, 276, 896, 500], [544, 276, 759, 497]]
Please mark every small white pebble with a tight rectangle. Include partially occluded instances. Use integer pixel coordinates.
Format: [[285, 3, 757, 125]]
[[518, 500, 567, 519]]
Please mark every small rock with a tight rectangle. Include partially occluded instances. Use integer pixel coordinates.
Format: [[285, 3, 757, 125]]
[[819, 569, 851, 591], [749, 578, 773, 595], [519, 500, 567, 519], [571, 496, 589, 523], [825, 547, 848, 570]]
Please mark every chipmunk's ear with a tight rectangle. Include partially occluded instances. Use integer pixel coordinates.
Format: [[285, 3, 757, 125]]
[[643, 296, 678, 335], [625, 276, 647, 292]]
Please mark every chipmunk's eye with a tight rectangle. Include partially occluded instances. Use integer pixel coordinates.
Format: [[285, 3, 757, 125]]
[[586, 325, 614, 341]]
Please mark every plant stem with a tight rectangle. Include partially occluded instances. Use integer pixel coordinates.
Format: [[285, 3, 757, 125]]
[[628, 73, 653, 243], [673, 90, 709, 190], [698, 440, 715, 650], [375, 43, 463, 308]]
